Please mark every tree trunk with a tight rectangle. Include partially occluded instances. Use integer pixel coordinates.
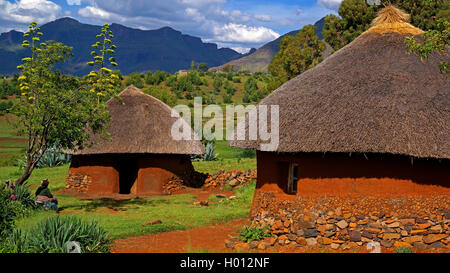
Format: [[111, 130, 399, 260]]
[[15, 162, 34, 185]]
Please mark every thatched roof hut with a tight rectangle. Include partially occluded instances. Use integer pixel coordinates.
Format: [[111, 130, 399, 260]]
[[69, 85, 204, 155], [66, 85, 204, 196], [230, 6, 449, 160]]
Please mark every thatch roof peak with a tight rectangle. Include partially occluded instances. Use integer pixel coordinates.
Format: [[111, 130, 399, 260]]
[[366, 5, 423, 35], [69, 86, 204, 155], [229, 25, 449, 159]]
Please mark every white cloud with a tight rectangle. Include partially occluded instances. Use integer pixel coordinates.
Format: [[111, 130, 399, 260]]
[[254, 14, 271, 22], [78, 6, 113, 20], [213, 23, 279, 43], [230, 47, 251, 54], [317, 0, 342, 11], [66, 0, 81, 5], [0, 0, 61, 26]]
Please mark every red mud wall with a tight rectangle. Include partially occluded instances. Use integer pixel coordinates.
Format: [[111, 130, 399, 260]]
[[256, 151, 450, 198], [68, 155, 119, 194], [67, 154, 195, 196], [135, 154, 194, 194]]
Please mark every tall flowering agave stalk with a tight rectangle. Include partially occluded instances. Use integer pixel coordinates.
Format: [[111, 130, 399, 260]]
[[87, 23, 121, 101], [12, 22, 120, 185]]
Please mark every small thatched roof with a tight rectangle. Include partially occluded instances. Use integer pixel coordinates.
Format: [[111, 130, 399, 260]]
[[229, 6, 450, 159], [69, 85, 204, 155]]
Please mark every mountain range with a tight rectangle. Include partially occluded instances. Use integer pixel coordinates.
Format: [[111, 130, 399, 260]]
[[210, 17, 328, 73], [0, 18, 249, 76]]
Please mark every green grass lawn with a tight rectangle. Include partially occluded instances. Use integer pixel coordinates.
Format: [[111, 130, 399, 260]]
[[0, 163, 255, 240], [0, 93, 257, 243]]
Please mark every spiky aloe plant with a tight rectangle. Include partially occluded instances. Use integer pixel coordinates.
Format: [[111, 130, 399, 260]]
[[202, 142, 218, 161], [11, 216, 111, 253]]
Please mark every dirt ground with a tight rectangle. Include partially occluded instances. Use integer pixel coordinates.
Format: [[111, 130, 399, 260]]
[[111, 219, 250, 253]]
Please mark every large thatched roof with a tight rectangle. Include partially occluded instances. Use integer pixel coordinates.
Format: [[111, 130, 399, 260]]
[[69, 85, 204, 155], [229, 6, 450, 159]]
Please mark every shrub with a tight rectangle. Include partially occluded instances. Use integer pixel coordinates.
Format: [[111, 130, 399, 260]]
[[396, 246, 414, 253], [8, 216, 111, 253], [238, 224, 271, 243], [0, 184, 30, 240], [239, 149, 256, 158]]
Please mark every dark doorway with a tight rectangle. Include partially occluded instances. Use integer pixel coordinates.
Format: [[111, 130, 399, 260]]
[[116, 157, 139, 194]]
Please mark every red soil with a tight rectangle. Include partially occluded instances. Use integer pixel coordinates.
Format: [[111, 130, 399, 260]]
[[111, 219, 250, 253]]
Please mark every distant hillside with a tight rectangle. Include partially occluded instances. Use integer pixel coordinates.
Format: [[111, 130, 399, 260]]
[[0, 18, 246, 76], [211, 17, 328, 73]]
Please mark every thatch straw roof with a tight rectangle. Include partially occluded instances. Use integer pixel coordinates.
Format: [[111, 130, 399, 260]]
[[229, 6, 450, 159], [69, 85, 204, 155]]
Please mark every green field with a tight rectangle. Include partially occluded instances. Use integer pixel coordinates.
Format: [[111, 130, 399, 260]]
[[0, 109, 256, 243]]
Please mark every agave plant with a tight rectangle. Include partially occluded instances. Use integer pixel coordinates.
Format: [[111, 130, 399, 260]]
[[12, 215, 111, 253], [202, 142, 218, 161], [18, 143, 72, 170]]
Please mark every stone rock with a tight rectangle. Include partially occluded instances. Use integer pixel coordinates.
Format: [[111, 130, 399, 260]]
[[383, 233, 401, 241], [287, 234, 297, 241], [336, 220, 348, 229], [296, 229, 305, 237], [296, 237, 307, 246], [402, 235, 423, 244], [298, 221, 315, 229], [410, 229, 427, 236], [325, 231, 336, 238], [234, 242, 249, 252], [413, 242, 427, 249], [306, 238, 317, 246], [361, 231, 374, 239], [318, 237, 333, 245], [257, 242, 269, 250], [330, 243, 340, 250], [381, 240, 393, 248], [357, 219, 369, 225], [400, 230, 408, 237], [417, 222, 432, 229], [304, 228, 320, 238], [400, 219, 415, 226], [228, 195, 238, 200], [249, 241, 259, 249], [378, 212, 386, 219], [423, 234, 448, 244], [264, 236, 277, 246], [429, 225, 443, 233], [428, 242, 445, 249], [225, 239, 235, 248], [349, 231, 361, 242], [229, 179, 240, 187], [387, 222, 400, 228], [141, 219, 162, 226]]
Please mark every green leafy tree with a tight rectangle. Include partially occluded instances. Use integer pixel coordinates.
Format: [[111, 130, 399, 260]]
[[324, 0, 449, 52], [125, 72, 144, 88], [197, 63, 208, 72], [12, 22, 120, 185], [406, 18, 449, 73], [269, 25, 326, 82]]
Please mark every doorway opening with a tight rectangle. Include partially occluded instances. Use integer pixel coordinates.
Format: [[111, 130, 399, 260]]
[[288, 163, 298, 194], [116, 157, 139, 194]]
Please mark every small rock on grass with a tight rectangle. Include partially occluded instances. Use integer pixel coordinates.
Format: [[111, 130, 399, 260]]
[[141, 220, 162, 226]]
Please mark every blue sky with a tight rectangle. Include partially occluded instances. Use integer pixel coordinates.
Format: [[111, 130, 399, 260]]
[[0, 0, 342, 53]]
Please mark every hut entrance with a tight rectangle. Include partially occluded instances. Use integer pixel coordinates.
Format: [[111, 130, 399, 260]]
[[287, 163, 298, 194], [116, 158, 139, 194]]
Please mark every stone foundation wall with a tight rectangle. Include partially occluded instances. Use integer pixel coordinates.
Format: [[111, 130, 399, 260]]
[[233, 191, 450, 252], [65, 172, 92, 193]]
